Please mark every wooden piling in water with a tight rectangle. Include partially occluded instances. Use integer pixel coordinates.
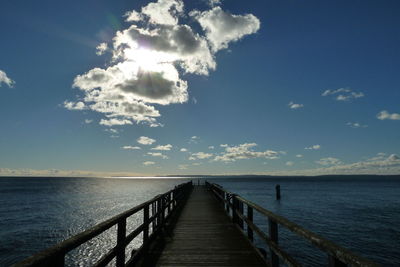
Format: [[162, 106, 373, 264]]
[[275, 184, 281, 200]]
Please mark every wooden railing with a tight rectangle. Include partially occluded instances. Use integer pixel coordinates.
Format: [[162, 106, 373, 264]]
[[14, 181, 193, 267], [205, 181, 379, 267]]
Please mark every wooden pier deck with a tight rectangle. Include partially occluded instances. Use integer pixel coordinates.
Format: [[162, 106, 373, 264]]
[[149, 186, 267, 267], [15, 181, 379, 267]]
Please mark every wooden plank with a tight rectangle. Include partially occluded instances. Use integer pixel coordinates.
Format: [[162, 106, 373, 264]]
[[152, 186, 267, 267]]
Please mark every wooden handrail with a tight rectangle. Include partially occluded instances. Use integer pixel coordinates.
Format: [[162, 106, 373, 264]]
[[14, 181, 193, 267], [205, 181, 379, 267]]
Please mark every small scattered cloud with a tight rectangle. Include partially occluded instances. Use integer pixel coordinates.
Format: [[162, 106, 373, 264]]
[[296, 154, 303, 158], [137, 136, 156, 145], [189, 136, 200, 144], [105, 128, 118, 134], [377, 110, 400, 121], [84, 119, 93, 124], [96, 43, 108, 55], [305, 145, 321, 150], [286, 161, 294, 166], [346, 122, 367, 128], [214, 143, 281, 162], [0, 70, 15, 88], [151, 144, 173, 151], [122, 146, 141, 150], [178, 164, 188, 170], [190, 152, 213, 160], [208, 146, 215, 149], [64, 101, 86, 110], [148, 152, 168, 159], [180, 148, 188, 152], [143, 161, 155, 166], [322, 88, 364, 101], [100, 118, 133, 126], [288, 101, 304, 109], [316, 157, 342, 166]]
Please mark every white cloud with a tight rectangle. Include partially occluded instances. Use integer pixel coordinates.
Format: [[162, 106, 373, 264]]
[[346, 122, 367, 128], [305, 145, 321, 150], [151, 144, 172, 151], [122, 145, 141, 150], [100, 118, 133, 126], [190, 152, 213, 160], [124, 10, 142, 22], [296, 154, 303, 158], [288, 101, 304, 109], [141, 0, 184, 25], [0, 70, 15, 87], [208, 146, 215, 149], [180, 148, 188, 152], [189, 136, 200, 143], [64, 101, 86, 110], [96, 43, 108, 55], [322, 87, 364, 101], [143, 161, 155, 166], [316, 157, 342, 166], [148, 152, 168, 159], [105, 128, 118, 134], [192, 6, 260, 52], [208, 0, 221, 7], [286, 161, 294, 166], [84, 119, 93, 124], [137, 136, 156, 145], [178, 164, 188, 170], [214, 143, 280, 162], [377, 110, 400, 121], [64, 0, 259, 128]]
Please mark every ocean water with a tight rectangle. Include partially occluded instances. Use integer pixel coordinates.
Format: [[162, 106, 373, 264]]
[[0, 176, 399, 266]]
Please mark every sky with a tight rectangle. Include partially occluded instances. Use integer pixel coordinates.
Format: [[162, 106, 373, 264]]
[[1, 0, 400, 177]]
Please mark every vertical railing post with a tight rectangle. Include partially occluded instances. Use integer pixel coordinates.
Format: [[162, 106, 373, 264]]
[[225, 192, 229, 213], [168, 192, 171, 214], [328, 255, 347, 267], [268, 218, 279, 267], [143, 204, 149, 243], [152, 201, 156, 231], [49, 253, 65, 266], [116, 218, 126, 267], [232, 195, 238, 224], [157, 197, 162, 228], [247, 206, 253, 242], [238, 200, 244, 229]]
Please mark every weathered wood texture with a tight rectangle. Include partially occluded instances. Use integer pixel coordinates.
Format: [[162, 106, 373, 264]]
[[153, 186, 267, 267]]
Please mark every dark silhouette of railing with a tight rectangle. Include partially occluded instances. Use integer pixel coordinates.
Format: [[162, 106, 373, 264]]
[[205, 181, 378, 267], [14, 181, 193, 267]]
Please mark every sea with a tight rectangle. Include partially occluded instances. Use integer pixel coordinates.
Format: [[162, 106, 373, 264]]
[[0, 176, 399, 266]]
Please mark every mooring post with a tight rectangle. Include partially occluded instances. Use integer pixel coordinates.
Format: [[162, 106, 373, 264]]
[[275, 184, 281, 200]]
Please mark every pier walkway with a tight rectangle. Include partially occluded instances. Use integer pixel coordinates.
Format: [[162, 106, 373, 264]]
[[15, 181, 379, 267], [151, 186, 266, 266]]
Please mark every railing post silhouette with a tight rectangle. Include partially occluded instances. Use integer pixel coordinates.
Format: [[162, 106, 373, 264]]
[[268, 218, 279, 267], [143, 204, 149, 243], [232, 195, 238, 224], [116, 218, 126, 267], [329, 255, 348, 267], [238, 201, 244, 229], [247, 206, 254, 242]]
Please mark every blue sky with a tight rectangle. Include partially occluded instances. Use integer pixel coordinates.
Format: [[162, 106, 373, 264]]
[[1, 0, 400, 176]]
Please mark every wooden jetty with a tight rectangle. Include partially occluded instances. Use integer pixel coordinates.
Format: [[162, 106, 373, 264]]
[[14, 181, 379, 267]]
